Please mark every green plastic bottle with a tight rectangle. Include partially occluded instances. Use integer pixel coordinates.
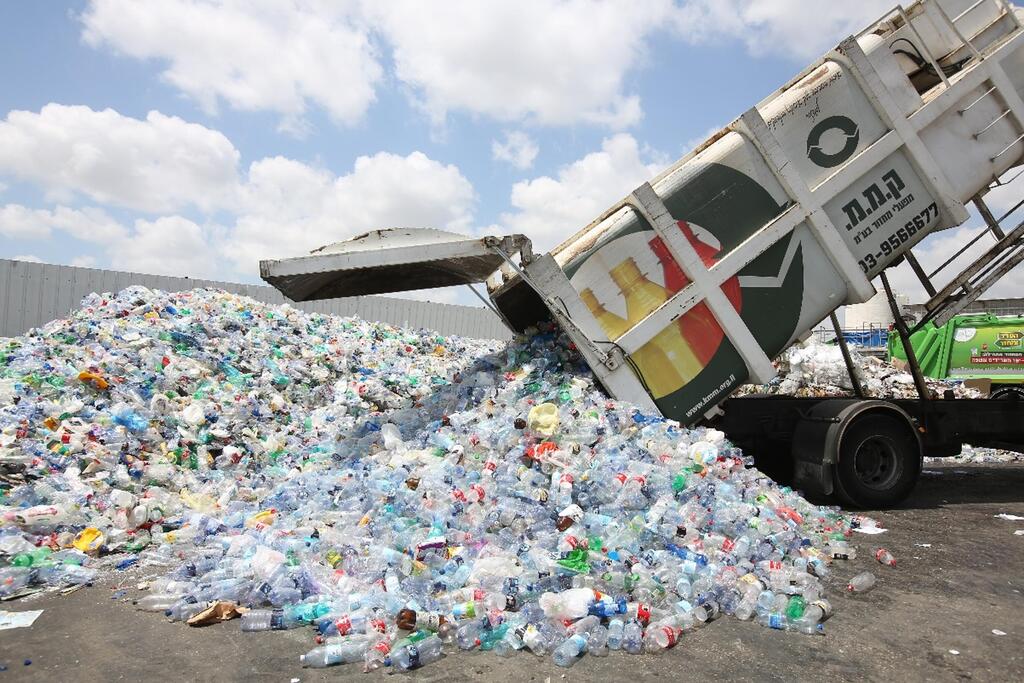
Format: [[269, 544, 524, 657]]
[[786, 595, 806, 620]]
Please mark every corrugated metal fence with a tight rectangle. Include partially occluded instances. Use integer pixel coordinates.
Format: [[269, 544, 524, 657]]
[[0, 259, 511, 340]]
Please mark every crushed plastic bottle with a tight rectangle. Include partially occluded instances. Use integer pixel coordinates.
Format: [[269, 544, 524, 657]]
[[0, 286, 883, 668], [875, 548, 897, 567], [847, 572, 877, 593]]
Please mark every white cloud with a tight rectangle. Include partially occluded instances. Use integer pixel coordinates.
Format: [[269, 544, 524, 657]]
[[81, 0, 382, 131], [0, 104, 240, 213], [71, 255, 99, 268], [492, 131, 539, 170], [77, 0, 904, 134], [0, 204, 51, 239], [83, 0, 671, 130], [11, 254, 43, 263], [0, 204, 127, 243], [222, 150, 477, 274], [108, 216, 219, 278], [500, 134, 665, 250], [672, 1, 895, 61], [364, 0, 681, 127], [0, 103, 479, 281]]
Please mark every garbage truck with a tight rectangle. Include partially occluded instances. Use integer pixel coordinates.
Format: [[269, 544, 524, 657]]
[[888, 312, 1024, 397], [262, 0, 1024, 507]]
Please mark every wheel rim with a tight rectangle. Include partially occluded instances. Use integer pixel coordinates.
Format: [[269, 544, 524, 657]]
[[852, 435, 903, 491]]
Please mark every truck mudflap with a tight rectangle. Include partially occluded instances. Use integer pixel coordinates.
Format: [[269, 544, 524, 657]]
[[259, 228, 531, 300], [791, 398, 920, 498]]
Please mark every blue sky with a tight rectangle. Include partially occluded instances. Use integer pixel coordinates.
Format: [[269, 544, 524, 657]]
[[1, 1, 1020, 307]]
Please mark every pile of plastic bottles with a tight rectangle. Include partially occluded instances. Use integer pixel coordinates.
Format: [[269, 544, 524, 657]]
[[738, 338, 979, 399], [1, 287, 875, 671], [927, 445, 1023, 464]]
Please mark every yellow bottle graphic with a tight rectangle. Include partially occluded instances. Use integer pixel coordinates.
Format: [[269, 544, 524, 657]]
[[607, 258, 702, 397], [580, 288, 630, 340]]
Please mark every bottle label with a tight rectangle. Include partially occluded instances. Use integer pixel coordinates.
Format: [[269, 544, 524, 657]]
[[768, 614, 784, 629], [406, 645, 420, 669], [661, 627, 677, 647], [335, 615, 351, 635], [634, 603, 651, 624]]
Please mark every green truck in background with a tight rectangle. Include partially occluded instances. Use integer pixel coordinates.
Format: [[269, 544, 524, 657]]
[[889, 313, 1024, 399]]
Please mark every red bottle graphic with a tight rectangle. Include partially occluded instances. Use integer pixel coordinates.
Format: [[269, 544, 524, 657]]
[[649, 221, 741, 366]]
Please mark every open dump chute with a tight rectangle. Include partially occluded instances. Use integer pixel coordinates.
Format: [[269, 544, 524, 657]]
[[259, 228, 531, 301]]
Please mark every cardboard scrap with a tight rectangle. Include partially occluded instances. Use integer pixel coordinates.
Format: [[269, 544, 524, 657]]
[[187, 601, 247, 626], [0, 609, 43, 630]]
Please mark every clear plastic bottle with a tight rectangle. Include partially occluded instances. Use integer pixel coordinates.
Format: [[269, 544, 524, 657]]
[[622, 619, 644, 654], [391, 634, 444, 671], [587, 625, 610, 657], [606, 618, 625, 650], [135, 593, 182, 612], [644, 619, 682, 651], [300, 640, 368, 668], [455, 619, 485, 650], [756, 611, 788, 630], [552, 634, 588, 667], [847, 572, 876, 593], [165, 599, 207, 622], [241, 609, 286, 631], [363, 640, 391, 673], [875, 548, 896, 567]]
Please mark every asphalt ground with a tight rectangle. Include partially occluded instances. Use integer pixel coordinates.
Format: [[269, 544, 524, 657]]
[[2, 460, 1023, 682]]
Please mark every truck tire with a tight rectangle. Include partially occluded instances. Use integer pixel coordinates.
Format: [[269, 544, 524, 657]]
[[991, 385, 1024, 400], [833, 413, 921, 509]]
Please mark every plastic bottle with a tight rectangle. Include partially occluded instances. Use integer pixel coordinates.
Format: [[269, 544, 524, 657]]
[[456, 619, 486, 650], [644, 617, 683, 651], [607, 618, 625, 650], [166, 599, 207, 622], [847, 572, 876, 593], [552, 634, 588, 667], [391, 634, 444, 671], [875, 548, 896, 567], [622, 619, 644, 654], [587, 625, 610, 657], [756, 611, 788, 630], [135, 594, 182, 612], [363, 640, 391, 673], [241, 609, 286, 631], [300, 640, 369, 668]]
